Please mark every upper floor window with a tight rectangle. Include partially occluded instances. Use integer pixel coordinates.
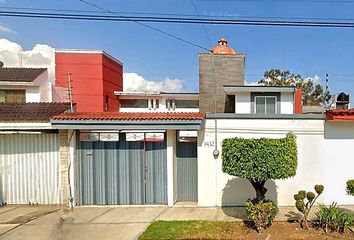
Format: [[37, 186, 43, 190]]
[[167, 99, 199, 110], [0, 90, 26, 103], [255, 96, 276, 114], [120, 99, 148, 108], [175, 100, 199, 108]]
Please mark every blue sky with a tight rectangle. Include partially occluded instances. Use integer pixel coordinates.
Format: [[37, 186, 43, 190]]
[[0, 0, 354, 97]]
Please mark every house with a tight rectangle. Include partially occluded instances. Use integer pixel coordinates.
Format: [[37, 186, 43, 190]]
[[0, 65, 50, 103], [1, 40, 353, 209]]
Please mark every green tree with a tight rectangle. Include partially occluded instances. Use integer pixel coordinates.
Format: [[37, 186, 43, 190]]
[[222, 132, 298, 203], [258, 69, 331, 106]]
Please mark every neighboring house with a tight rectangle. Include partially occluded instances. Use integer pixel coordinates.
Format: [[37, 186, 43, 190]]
[[54, 49, 123, 112], [115, 91, 199, 112], [0, 102, 71, 205], [0, 66, 50, 103]]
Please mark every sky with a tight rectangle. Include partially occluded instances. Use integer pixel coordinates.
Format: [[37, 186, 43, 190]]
[[0, 0, 354, 97]]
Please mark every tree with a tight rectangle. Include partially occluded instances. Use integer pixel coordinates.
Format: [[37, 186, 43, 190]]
[[222, 132, 298, 203], [258, 69, 331, 106]]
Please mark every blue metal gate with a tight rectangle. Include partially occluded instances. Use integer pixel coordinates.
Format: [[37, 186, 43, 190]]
[[177, 141, 198, 201], [76, 133, 167, 205]]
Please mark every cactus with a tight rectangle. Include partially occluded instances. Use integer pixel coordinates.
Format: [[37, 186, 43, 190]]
[[294, 184, 324, 230]]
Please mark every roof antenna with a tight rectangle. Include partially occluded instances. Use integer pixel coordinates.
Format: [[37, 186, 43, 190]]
[[18, 53, 23, 67], [67, 72, 74, 112]]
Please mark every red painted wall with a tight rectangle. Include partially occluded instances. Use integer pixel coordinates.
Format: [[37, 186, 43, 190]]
[[294, 88, 303, 114], [55, 52, 122, 112]]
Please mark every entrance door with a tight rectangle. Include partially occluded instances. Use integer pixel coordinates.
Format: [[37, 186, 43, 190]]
[[76, 132, 167, 205], [177, 141, 198, 202]]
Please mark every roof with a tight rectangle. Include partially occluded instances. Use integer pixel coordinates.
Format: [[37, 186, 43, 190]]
[[0, 68, 46, 82], [326, 109, 354, 121], [211, 38, 236, 55], [55, 49, 123, 65], [52, 112, 205, 121], [224, 85, 296, 93], [0, 103, 72, 122]]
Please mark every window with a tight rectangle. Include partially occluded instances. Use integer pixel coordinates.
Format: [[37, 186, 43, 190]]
[[120, 99, 148, 108], [255, 96, 276, 114], [175, 100, 199, 108], [0, 90, 26, 103]]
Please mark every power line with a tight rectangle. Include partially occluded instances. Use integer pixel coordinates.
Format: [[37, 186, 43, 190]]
[[77, 0, 209, 51], [197, 0, 354, 3], [3, 6, 354, 22], [3, 10, 354, 28]]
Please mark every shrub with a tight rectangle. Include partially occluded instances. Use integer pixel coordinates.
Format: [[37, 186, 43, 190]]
[[222, 132, 297, 203], [294, 184, 324, 230], [245, 198, 278, 232], [346, 179, 354, 196], [314, 202, 354, 233]]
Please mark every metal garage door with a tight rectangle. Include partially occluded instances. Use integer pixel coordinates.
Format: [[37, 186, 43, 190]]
[[0, 133, 61, 204], [177, 141, 198, 202], [76, 133, 167, 205]]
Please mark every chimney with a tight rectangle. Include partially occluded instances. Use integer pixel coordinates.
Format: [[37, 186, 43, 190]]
[[199, 38, 245, 113]]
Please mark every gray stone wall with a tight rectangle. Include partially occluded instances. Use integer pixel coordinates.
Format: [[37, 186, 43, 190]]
[[199, 53, 245, 113]]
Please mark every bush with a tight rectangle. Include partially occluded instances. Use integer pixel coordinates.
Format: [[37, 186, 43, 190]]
[[346, 180, 354, 196], [294, 184, 324, 230], [314, 202, 354, 233], [245, 199, 278, 232]]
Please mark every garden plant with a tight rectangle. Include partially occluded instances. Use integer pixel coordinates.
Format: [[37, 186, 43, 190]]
[[222, 132, 298, 231], [346, 179, 354, 196], [314, 202, 354, 233], [294, 184, 324, 230]]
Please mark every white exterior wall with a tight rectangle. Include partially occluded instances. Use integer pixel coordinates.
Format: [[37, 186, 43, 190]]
[[198, 119, 354, 206], [235, 92, 251, 114], [167, 130, 176, 206], [119, 97, 199, 113], [281, 92, 294, 114], [26, 87, 41, 102]]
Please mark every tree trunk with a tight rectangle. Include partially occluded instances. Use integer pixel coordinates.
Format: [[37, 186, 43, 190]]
[[249, 180, 268, 203]]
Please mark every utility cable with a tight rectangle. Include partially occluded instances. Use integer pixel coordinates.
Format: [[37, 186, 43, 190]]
[[77, 0, 209, 51], [3, 10, 354, 28]]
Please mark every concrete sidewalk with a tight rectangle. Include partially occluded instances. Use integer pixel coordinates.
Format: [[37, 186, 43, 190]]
[[0, 205, 353, 240]]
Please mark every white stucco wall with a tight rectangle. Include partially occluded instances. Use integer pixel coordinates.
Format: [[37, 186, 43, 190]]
[[235, 92, 251, 114], [198, 118, 354, 207], [281, 92, 294, 114]]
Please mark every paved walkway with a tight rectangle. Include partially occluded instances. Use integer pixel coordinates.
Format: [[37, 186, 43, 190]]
[[0, 205, 353, 240]]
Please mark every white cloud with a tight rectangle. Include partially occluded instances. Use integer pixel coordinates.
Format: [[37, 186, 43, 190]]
[[0, 39, 186, 92], [0, 23, 16, 34], [304, 75, 321, 84], [123, 72, 186, 92], [0, 38, 55, 82]]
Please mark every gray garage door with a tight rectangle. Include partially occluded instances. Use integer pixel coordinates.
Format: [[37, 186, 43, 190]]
[[76, 133, 167, 205], [177, 141, 198, 202]]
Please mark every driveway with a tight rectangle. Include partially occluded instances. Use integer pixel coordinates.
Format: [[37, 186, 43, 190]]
[[0, 206, 167, 240]]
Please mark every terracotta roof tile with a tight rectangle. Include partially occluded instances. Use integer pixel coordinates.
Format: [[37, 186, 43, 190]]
[[326, 109, 354, 121], [0, 68, 47, 82], [52, 112, 206, 121], [0, 102, 72, 121]]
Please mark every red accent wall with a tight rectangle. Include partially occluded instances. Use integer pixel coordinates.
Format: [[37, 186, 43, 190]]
[[55, 52, 122, 112], [294, 88, 303, 114]]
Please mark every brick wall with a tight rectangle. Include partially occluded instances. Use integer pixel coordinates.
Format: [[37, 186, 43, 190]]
[[199, 53, 245, 113], [59, 129, 69, 205]]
